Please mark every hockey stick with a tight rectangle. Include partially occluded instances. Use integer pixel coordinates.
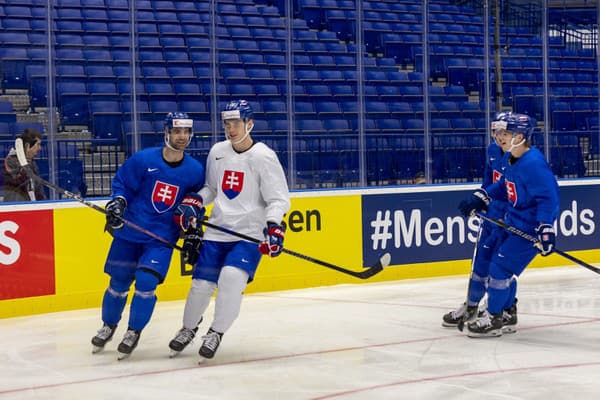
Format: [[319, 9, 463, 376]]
[[199, 219, 391, 279], [14, 138, 183, 251], [475, 211, 600, 275], [456, 221, 484, 332]]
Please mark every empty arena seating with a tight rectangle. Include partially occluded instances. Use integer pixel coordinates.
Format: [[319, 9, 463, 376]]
[[0, 0, 595, 190]]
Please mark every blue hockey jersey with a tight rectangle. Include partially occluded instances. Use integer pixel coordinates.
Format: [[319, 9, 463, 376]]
[[110, 147, 205, 243], [488, 147, 559, 234]]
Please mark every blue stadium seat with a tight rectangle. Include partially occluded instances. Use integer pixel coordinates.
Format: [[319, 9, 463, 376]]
[[240, 54, 265, 67], [431, 118, 452, 132], [365, 101, 389, 117], [432, 101, 459, 115], [297, 119, 324, 133], [323, 119, 350, 133], [451, 118, 475, 132], [294, 101, 314, 115], [0, 122, 12, 138], [330, 85, 354, 98], [150, 100, 178, 114], [270, 119, 289, 134], [404, 118, 424, 132], [296, 70, 320, 82], [88, 81, 118, 99], [553, 112, 575, 132], [389, 102, 413, 116], [246, 68, 272, 81], [91, 101, 122, 144], [316, 101, 341, 116], [11, 121, 45, 135], [306, 85, 331, 97], [57, 64, 86, 79], [378, 119, 402, 132], [179, 100, 207, 118]]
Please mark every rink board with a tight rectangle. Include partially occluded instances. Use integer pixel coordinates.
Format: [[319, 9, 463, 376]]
[[1, 181, 599, 318]]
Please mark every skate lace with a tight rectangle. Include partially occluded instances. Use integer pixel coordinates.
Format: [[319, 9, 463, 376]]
[[174, 328, 196, 344], [201, 331, 221, 351], [96, 325, 114, 340], [451, 303, 467, 319], [473, 311, 492, 328], [122, 330, 139, 346]]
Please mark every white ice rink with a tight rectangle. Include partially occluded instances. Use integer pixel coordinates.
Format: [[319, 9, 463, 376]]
[[1, 265, 600, 400]]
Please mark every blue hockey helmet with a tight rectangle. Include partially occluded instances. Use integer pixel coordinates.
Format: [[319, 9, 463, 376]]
[[164, 111, 193, 133], [492, 112, 536, 140], [163, 111, 193, 149], [221, 99, 254, 122]]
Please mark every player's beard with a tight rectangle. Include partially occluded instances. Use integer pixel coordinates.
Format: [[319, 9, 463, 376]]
[[165, 135, 190, 152]]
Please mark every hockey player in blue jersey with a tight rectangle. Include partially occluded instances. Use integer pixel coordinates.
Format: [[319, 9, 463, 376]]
[[443, 112, 516, 331], [91, 112, 205, 359], [167, 100, 290, 361], [458, 112, 559, 337]]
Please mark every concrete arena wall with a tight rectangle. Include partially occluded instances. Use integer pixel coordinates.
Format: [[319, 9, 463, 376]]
[[1, 181, 599, 319]]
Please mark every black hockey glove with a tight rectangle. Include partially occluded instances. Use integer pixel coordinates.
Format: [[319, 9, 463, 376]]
[[458, 188, 490, 217], [182, 227, 203, 266], [258, 222, 285, 257], [535, 224, 555, 256], [105, 196, 127, 229]]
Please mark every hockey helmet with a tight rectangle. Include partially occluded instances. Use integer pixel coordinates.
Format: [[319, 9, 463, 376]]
[[492, 112, 536, 140], [221, 99, 254, 122], [164, 111, 193, 134]]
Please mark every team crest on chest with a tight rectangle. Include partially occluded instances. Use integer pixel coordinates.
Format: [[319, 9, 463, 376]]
[[505, 179, 517, 205], [151, 180, 180, 213], [492, 169, 503, 183], [221, 170, 244, 199]]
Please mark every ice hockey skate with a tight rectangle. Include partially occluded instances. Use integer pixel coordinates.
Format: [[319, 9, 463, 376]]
[[169, 327, 198, 358], [117, 329, 141, 360], [91, 323, 117, 353], [502, 299, 518, 333], [442, 302, 477, 327], [198, 328, 223, 363], [466, 311, 503, 338]]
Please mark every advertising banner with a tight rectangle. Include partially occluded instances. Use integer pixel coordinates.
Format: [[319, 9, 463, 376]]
[[361, 184, 600, 265], [0, 210, 55, 300]]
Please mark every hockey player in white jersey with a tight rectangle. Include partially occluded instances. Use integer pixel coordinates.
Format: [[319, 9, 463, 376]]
[[168, 99, 290, 361]]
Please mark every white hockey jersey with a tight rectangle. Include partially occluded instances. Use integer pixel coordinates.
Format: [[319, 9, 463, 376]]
[[199, 140, 291, 242]]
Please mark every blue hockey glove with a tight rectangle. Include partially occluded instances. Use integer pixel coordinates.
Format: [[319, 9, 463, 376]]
[[458, 188, 490, 217], [258, 222, 285, 257], [182, 227, 203, 266], [174, 192, 205, 230], [105, 196, 126, 229], [535, 224, 555, 256]]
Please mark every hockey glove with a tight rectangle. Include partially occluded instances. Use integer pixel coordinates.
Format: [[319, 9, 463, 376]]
[[182, 227, 203, 266], [258, 222, 285, 257], [174, 192, 205, 230], [458, 188, 490, 217], [105, 196, 127, 229], [535, 224, 555, 256]]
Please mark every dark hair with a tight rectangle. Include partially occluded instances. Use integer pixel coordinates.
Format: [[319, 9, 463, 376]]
[[19, 129, 42, 147]]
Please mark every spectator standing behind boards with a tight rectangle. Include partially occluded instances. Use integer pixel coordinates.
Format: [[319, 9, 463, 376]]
[[413, 171, 426, 184], [2, 129, 46, 202]]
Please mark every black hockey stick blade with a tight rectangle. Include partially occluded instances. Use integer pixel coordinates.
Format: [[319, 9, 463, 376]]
[[14, 139, 182, 251], [475, 212, 600, 275], [199, 219, 391, 279]]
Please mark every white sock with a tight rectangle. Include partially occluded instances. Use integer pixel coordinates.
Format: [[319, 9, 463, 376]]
[[212, 266, 248, 334], [183, 279, 216, 330]]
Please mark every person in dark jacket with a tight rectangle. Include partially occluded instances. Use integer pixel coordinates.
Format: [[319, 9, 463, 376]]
[[2, 129, 46, 202]]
